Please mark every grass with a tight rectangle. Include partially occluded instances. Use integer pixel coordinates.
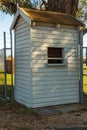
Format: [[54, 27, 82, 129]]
[[0, 72, 14, 85], [83, 65, 87, 95], [0, 70, 14, 100], [0, 101, 34, 114]]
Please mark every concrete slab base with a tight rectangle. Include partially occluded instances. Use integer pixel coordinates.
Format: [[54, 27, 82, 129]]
[[34, 104, 87, 116]]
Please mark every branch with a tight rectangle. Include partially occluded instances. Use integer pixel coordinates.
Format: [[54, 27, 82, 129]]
[[40, 0, 48, 10]]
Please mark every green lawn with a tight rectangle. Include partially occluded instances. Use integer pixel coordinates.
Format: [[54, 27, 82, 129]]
[[83, 65, 87, 95], [0, 72, 14, 85], [0, 71, 14, 99]]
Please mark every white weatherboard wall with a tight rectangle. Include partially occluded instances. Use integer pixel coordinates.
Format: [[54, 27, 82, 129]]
[[31, 25, 79, 108], [14, 16, 32, 107]]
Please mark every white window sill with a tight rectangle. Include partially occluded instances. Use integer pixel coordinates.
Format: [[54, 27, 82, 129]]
[[47, 63, 67, 66]]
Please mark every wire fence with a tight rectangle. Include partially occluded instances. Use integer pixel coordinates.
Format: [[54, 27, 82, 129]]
[[0, 33, 4, 101], [0, 32, 14, 102], [83, 47, 87, 102]]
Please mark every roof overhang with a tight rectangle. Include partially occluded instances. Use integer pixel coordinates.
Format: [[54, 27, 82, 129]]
[[10, 7, 85, 31]]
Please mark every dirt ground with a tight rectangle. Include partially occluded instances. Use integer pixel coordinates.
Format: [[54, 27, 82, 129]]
[[0, 102, 87, 130]]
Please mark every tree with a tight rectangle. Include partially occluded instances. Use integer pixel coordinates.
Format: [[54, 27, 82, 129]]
[[0, 0, 87, 22], [40, 0, 78, 16], [0, 0, 33, 14], [76, 0, 87, 22], [0, 0, 77, 16], [40, 0, 87, 22]]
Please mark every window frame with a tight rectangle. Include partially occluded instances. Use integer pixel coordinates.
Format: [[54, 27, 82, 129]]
[[47, 47, 67, 66]]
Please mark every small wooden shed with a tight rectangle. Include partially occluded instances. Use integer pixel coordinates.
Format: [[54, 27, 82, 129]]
[[10, 7, 84, 108]]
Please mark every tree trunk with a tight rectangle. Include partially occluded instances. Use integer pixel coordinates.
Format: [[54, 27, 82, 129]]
[[70, 0, 78, 17], [47, 0, 78, 17]]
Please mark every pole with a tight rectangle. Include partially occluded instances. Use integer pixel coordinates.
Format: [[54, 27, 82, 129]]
[[3, 32, 7, 101], [86, 47, 87, 66], [10, 31, 14, 101]]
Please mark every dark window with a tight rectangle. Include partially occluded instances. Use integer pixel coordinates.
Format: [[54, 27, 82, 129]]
[[48, 47, 63, 64]]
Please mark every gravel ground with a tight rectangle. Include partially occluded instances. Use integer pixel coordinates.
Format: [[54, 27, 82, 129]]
[[0, 102, 87, 130]]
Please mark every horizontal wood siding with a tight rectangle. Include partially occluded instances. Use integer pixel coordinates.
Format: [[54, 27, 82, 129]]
[[31, 26, 79, 108], [14, 16, 32, 107]]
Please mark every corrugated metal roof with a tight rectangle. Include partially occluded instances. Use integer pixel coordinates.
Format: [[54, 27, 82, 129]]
[[20, 7, 84, 27]]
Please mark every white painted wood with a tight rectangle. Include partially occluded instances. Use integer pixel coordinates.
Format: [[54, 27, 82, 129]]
[[33, 86, 78, 94], [32, 79, 78, 86], [32, 75, 78, 81], [15, 94, 31, 107], [32, 98, 79, 108], [31, 63, 78, 69], [32, 72, 78, 77], [14, 16, 32, 108], [31, 32, 78, 39], [15, 28, 30, 35], [32, 46, 77, 52], [33, 83, 79, 90], [16, 44, 30, 49], [15, 30, 30, 38], [16, 35, 30, 42], [31, 26, 78, 33], [31, 26, 80, 108], [32, 97, 79, 108], [15, 68, 31, 73], [32, 43, 77, 48], [15, 56, 29, 60], [15, 80, 32, 86], [33, 91, 79, 99], [15, 76, 31, 82], [15, 22, 28, 30], [33, 95, 79, 103], [32, 38, 77, 44], [32, 68, 78, 73]]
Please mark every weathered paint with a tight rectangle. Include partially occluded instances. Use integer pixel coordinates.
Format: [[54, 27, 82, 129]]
[[14, 16, 32, 107], [31, 26, 80, 108], [13, 15, 81, 108]]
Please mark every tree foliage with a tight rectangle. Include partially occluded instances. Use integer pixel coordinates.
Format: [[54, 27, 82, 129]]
[[76, 0, 87, 22], [0, 0, 33, 14]]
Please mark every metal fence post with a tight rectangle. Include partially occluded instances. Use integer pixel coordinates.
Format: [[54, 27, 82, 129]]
[[10, 31, 14, 101], [86, 48, 87, 66], [3, 32, 7, 101]]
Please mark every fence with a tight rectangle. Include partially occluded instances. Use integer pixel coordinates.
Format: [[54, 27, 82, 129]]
[[83, 47, 87, 103], [0, 32, 14, 102]]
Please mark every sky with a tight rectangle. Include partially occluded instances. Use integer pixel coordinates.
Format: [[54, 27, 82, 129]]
[[83, 33, 87, 47], [0, 11, 13, 33], [0, 11, 13, 55]]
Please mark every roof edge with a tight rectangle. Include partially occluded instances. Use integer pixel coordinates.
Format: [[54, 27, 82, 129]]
[[10, 9, 19, 31], [10, 7, 31, 31], [68, 14, 85, 27]]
